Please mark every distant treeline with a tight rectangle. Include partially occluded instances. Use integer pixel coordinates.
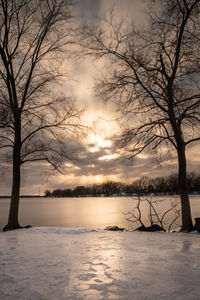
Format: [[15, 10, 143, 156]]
[[45, 173, 200, 197]]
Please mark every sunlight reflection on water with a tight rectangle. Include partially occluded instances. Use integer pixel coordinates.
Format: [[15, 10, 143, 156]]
[[65, 232, 125, 299], [0, 196, 200, 230]]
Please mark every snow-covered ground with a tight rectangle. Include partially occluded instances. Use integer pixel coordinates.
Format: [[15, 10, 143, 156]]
[[0, 227, 200, 300]]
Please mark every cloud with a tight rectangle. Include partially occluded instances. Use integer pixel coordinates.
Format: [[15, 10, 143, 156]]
[[79, 0, 101, 25], [1, 1, 200, 196], [1, 128, 200, 195]]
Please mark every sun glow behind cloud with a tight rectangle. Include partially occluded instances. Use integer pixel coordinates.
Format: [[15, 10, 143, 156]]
[[88, 133, 112, 152], [2, 0, 200, 196], [55, 173, 119, 188], [98, 154, 119, 161]]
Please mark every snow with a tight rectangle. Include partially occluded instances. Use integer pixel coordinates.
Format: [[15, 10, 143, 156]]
[[0, 227, 200, 300]]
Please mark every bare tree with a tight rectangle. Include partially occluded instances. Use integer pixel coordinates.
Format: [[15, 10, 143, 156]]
[[0, 0, 82, 231], [82, 0, 200, 231], [124, 196, 181, 232]]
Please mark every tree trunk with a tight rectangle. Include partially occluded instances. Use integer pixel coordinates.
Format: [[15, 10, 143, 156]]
[[168, 102, 193, 231], [177, 145, 193, 231], [3, 118, 21, 231]]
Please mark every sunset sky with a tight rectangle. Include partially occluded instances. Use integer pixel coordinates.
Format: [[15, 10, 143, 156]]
[[0, 0, 200, 196]]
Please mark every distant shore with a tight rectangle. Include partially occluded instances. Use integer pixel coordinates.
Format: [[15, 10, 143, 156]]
[[1, 193, 200, 199], [0, 195, 44, 199]]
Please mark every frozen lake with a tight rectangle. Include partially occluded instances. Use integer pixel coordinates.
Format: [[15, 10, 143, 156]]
[[1, 227, 200, 299], [1, 196, 200, 231]]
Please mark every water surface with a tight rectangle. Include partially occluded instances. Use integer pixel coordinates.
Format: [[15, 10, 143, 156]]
[[1, 196, 200, 231]]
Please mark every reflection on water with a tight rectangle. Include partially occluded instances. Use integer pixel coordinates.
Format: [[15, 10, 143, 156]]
[[0, 196, 200, 231], [65, 233, 126, 299]]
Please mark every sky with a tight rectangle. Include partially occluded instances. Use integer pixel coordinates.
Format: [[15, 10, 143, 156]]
[[0, 0, 200, 196]]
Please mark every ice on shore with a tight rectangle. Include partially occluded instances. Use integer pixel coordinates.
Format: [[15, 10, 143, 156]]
[[0, 227, 200, 300]]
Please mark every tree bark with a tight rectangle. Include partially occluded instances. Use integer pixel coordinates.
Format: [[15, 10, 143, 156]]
[[4, 117, 21, 231], [177, 145, 193, 231], [168, 95, 193, 231]]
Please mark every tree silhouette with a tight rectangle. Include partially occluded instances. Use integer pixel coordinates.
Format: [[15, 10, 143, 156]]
[[83, 0, 200, 231], [0, 0, 82, 231]]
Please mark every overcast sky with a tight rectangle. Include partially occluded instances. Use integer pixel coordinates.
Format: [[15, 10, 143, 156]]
[[0, 0, 200, 196]]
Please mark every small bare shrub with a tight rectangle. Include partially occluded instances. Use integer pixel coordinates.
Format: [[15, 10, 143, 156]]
[[125, 196, 181, 232]]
